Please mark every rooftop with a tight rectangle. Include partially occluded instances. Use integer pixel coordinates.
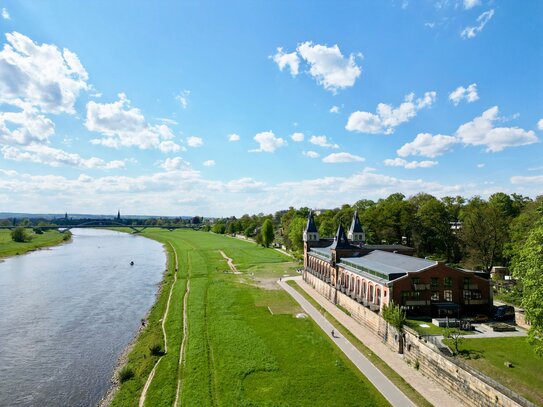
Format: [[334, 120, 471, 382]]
[[341, 250, 437, 278]]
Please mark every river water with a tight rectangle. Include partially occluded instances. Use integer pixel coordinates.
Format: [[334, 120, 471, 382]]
[[0, 229, 166, 407]]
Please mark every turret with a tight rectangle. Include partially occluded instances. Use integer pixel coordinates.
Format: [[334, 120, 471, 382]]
[[303, 211, 319, 242], [117, 210, 121, 220], [348, 210, 365, 243]]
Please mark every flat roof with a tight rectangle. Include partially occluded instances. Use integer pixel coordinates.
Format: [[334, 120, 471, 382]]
[[341, 250, 436, 277], [311, 247, 332, 258]]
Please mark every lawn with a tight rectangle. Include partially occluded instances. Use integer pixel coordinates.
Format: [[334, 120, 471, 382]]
[[442, 336, 543, 405], [405, 318, 475, 336], [111, 229, 390, 406], [0, 229, 70, 259]]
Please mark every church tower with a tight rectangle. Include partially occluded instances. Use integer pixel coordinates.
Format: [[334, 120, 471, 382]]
[[347, 210, 365, 243], [303, 211, 319, 243], [117, 210, 121, 220]]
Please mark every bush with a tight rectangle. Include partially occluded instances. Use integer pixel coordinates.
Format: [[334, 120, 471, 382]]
[[33, 227, 44, 234], [62, 231, 72, 241], [149, 343, 164, 356], [118, 366, 134, 383], [11, 227, 29, 243]]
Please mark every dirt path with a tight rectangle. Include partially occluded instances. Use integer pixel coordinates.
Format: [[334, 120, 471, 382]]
[[219, 250, 241, 274], [174, 250, 190, 406], [138, 243, 179, 407]]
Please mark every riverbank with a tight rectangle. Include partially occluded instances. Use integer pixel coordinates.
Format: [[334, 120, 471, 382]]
[[0, 229, 71, 260], [109, 229, 390, 406]]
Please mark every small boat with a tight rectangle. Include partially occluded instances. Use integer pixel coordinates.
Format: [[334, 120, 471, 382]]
[[130, 261, 134, 266]]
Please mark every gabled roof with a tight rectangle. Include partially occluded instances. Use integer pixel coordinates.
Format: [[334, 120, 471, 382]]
[[349, 210, 363, 234], [305, 211, 318, 233], [330, 224, 352, 249]]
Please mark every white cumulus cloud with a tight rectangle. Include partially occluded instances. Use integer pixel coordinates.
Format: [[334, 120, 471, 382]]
[[159, 156, 190, 172], [203, 160, 215, 167], [0, 32, 89, 114], [383, 157, 438, 169], [461, 9, 494, 39], [228, 133, 240, 142], [2, 8, 10, 19], [291, 132, 304, 142], [86, 93, 179, 151], [176, 90, 190, 109], [537, 119, 543, 130], [397, 133, 459, 158], [250, 131, 287, 153], [456, 106, 538, 152], [322, 152, 364, 163], [187, 136, 203, 148], [346, 91, 437, 134], [0, 101, 55, 145], [329, 105, 340, 113], [309, 135, 339, 149], [271, 47, 300, 76], [449, 83, 479, 105], [463, 0, 481, 10], [303, 150, 320, 158]]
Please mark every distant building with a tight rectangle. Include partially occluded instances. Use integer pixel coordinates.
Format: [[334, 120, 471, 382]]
[[117, 210, 121, 220], [303, 211, 491, 317]]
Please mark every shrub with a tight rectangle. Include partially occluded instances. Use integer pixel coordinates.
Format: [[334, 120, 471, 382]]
[[62, 231, 72, 241], [118, 366, 134, 383], [33, 227, 44, 234], [149, 343, 164, 356], [11, 227, 29, 243]]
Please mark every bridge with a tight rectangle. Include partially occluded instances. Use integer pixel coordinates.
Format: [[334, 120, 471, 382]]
[[0, 220, 202, 234]]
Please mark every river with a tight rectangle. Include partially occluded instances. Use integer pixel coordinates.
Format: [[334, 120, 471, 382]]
[[0, 229, 166, 407]]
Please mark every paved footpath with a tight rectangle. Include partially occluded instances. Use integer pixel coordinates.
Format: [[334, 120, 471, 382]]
[[279, 278, 415, 407], [280, 276, 463, 407]]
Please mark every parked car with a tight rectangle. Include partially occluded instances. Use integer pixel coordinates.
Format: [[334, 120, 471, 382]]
[[472, 314, 489, 323], [494, 305, 515, 321]]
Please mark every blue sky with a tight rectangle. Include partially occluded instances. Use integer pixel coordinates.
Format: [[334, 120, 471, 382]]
[[0, 0, 541, 216]]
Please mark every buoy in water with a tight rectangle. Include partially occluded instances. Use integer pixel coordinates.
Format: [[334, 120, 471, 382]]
[[130, 261, 134, 266]]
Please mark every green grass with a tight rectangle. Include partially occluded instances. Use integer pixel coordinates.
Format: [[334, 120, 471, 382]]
[[286, 280, 432, 407], [0, 229, 69, 259], [442, 336, 543, 405], [406, 318, 475, 336], [111, 229, 390, 406]]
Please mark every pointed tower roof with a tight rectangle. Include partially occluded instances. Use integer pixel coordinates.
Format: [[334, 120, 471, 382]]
[[330, 224, 352, 249], [305, 211, 318, 233], [349, 210, 363, 235]]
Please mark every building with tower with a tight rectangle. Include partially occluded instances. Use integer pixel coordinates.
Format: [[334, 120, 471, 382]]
[[303, 211, 492, 317]]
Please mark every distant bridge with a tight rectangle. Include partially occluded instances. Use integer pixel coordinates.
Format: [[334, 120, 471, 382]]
[[0, 220, 202, 234]]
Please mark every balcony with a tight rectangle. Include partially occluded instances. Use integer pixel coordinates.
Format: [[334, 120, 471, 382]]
[[463, 284, 479, 290], [413, 283, 430, 291], [405, 300, 429, 306], [464, 299, 488, 305]]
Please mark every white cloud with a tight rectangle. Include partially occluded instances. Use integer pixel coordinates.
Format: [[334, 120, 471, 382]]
[[461, 9, 494, 39], [0, 32, 89, 114], [250, 131, 287, 153], [271, 47, 300, 76], [291, 132, 304, 142], [303, 150, 320, 158], [86, 93, 177, 150], [322, 152, 364, 163], [156, 118, 178, 126], [309, 135, 339, 149], [346, 91, 437, 134], [537, 119, 543, 130], [397, 133, 458, 158], [0, 101, 55, 145], [456, 106, 538, 152], [158, 140, 183, 153], [159, 156, 190, 172], [203, 160, 215, 167], [228, 133, 240, 142], [1, 144, 125, 169], [176, 90, 190, 109], [449, 83, 479, 105], [2, 8, 10, 20], [477, 163, 485, 168], [510, 175, 543, 185], [463, 0, 481, 10], [330, 105, 340, 113], [296, 42, 362, 93], [187, 136, 203, 148], [383, 157, 438, 169]]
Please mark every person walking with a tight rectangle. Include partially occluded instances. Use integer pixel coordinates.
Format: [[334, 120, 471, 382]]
[[331, 329, 335, 337]]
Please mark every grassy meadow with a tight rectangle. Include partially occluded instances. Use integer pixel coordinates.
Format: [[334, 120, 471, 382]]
[[0, 229, 69, 259], [111, 229, 390, 406], [443, 336, 543, 405]]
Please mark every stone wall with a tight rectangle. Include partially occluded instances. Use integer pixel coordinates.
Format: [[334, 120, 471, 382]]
[[303, 271, 534, 407]]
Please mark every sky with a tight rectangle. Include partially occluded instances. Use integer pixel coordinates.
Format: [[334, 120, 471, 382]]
[[0, 0, 541, 217]]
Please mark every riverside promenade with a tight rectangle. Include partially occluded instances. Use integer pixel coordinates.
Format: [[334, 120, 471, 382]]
[[280, 276, 463, 407]]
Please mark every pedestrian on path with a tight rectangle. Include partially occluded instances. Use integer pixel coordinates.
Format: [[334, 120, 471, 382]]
[[331, 329, 335, 337]]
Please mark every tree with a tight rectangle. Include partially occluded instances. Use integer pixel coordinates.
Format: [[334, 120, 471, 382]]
[[382, 301, 406, 353], [511, 223, 543, 355], [261, 219, 274, 248], [444, 328, 464, 355], [11, 227, 29, 243], [287, 217, 306, 252]]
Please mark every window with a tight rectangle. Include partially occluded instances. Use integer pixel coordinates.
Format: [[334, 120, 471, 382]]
[[412, 277, 421, 285], [444, 290, 453, 302], [431, 277, 439, 288], [444, 277, 452, 288], [463, 290, 471, 300], [431, 291, 439, 301], [463, 277, 471, 287]]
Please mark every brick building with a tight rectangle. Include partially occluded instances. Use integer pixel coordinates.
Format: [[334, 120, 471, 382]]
[[303, 211, 492, 317]]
